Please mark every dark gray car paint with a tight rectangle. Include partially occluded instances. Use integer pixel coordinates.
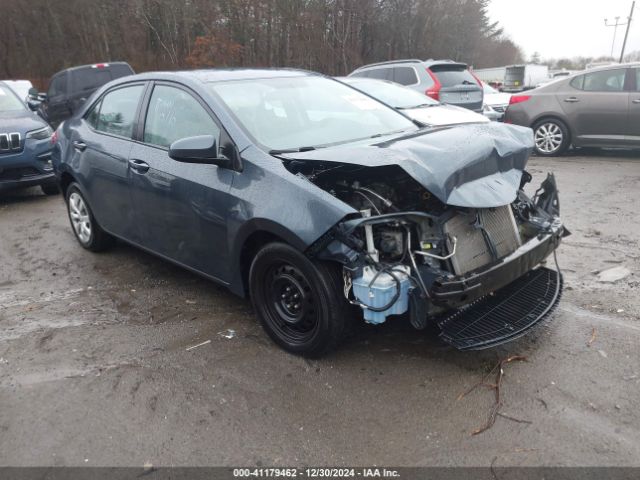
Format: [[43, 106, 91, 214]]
[[282, 122, 534, 208], [54, 69, 534, 298]]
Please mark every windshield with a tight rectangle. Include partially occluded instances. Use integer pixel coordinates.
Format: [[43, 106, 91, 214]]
[[208, 76, 417, 151], [0, 83, 27, 112], [482, 82, 498, 94], [344, 79, 439, 109]]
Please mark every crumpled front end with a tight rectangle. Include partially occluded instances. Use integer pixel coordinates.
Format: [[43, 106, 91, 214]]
[[301, 162, 567, 350]]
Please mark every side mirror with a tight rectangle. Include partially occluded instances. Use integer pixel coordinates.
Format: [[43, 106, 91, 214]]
[[27, 99, 41, 111], [28, 87, 39, 98], [169, 135, 231, 168]]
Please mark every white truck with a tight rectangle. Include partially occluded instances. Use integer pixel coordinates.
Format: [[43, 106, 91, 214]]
[[503, 64, 549, 92], [473, 66, 507, 88]]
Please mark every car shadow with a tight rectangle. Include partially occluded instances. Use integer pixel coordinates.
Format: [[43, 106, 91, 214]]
[[0, 187, 54, 205]]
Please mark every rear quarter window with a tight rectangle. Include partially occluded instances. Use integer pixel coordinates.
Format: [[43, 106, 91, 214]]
[[570, 75, 584, 90], [393, 67, 418, 86]]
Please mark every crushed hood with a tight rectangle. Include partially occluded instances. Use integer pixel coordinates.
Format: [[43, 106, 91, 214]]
[[282, 123, 534, 208]]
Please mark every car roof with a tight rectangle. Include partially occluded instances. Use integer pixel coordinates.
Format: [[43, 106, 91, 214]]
[[57, 61, 133, 74], [352, 58, 468, 72], [113, 68, 319, 84]]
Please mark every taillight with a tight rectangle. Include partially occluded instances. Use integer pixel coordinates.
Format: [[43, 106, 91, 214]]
[[425, 68, 442, 101], [426, 89, 440, 101], [509, 95, 531, 105]]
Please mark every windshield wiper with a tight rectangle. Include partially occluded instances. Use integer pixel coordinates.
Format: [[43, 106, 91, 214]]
[[398, 103, 438, 110], [269, 146, 318, 155], [369, 128, 413, 139]]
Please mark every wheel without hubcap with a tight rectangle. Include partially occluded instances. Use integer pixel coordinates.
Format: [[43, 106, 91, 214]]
[[249, 242, 351, 357]]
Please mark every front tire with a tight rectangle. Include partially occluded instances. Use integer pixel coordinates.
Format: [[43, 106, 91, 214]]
[[41, 183, 60, 196], [249, 242, 352, 357], [65, 183, 114, 252], [533, 118, 570, 156]]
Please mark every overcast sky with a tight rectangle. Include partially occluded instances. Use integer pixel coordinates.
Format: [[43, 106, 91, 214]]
[[488, 0, 639, 60]]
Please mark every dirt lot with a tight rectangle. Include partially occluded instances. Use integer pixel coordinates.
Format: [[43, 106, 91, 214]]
[[1, 151, 639, 467]]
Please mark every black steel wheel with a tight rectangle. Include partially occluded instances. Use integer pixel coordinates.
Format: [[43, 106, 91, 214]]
[[249, 242, 351, 357]]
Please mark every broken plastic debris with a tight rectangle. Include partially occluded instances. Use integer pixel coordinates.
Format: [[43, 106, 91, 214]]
[[218, 329, 236, 339], [598, 350, 608, 358], [597, 266, 631, 283], [185, 339, 211, 351], [616, 309, 625, 313]]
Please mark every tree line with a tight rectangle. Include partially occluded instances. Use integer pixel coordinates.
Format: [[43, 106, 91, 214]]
[[0, 0, 524, 88]]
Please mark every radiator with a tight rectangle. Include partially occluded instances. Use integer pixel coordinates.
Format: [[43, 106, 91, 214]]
[[443, 206, 521, 275]]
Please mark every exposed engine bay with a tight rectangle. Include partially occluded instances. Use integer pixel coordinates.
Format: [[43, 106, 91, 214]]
[[286, 159, 567, 349]]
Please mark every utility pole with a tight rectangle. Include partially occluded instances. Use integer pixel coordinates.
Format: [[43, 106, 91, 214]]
[[605, 16, 625, 58], [619, 1, 636, 63]]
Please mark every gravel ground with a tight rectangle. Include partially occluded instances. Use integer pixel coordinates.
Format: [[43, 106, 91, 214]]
[[0, 151, 639, 467]]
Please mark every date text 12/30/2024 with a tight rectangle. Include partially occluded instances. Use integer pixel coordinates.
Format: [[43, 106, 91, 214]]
[[233, 468, 401, 478]]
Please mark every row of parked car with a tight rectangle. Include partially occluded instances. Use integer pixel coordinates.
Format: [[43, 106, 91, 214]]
[[2, 58, 639, 199]]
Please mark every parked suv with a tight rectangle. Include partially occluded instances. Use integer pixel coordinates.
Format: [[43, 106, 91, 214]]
[[0, 81, 57, 195], [504, 63, 640, 156], [348, 59, 484, 112], [36, 62, 134, 129]]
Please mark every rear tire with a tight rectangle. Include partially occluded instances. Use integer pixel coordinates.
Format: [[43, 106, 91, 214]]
[[249, 242, 352, 357], [65, 183, 114, 252], [532, 118, 570, 156], [41, 183, 60, 196]]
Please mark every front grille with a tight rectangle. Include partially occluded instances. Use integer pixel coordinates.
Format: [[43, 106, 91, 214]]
[[0, 167, 39, 181], [443, 206, 521, 275], [438, 267, 562, 350], [0, 132, 22, 153]]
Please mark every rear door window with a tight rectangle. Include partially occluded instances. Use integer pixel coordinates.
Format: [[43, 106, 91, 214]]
[[429, 65, 478, 87], [635, 68, 640, 91], [74, 69, 113, 93], [393, 67, 418, 86], [94, 85, 144, 138], [582, 69, 626, 92], [367, 68, 393, 81], [143, 85, 220, 149], [48, 75, 66, 98]]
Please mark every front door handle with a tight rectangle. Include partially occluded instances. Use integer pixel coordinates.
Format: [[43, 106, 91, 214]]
[[564, 97, 580, 103], [128, 159, 150, 174], [633, 99, 640, 104], [72, 140, 87, 152]]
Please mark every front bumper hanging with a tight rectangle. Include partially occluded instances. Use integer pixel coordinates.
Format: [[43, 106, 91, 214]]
[[437, 266, 562, 350]]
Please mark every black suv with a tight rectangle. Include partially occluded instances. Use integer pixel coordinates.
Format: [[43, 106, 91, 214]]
[[36, 62, 134, 129]]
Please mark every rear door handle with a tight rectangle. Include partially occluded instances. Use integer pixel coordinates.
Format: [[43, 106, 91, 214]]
[[128, 158, 150, 174], [633, 99, 640, 104], [564, 97, 580, 103], [72, 140, 87, 152]]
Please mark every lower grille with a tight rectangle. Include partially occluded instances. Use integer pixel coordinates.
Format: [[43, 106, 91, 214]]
[[0, 167, 40, 181], [443, 206, 521, 275], [438, 267, 562, 350]]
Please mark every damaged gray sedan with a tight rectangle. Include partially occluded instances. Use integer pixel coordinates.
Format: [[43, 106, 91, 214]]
[[53, 69, 568, 357]]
